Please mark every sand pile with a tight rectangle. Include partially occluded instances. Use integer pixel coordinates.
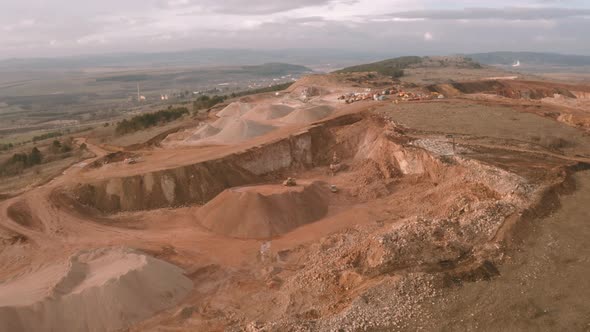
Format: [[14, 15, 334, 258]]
[[0, 247, 192, 332], [211, 116, 236, 128], [205, 118, 275, 144], [198, 181, 330, 239], [281, 105, 334, 124], [216, 102, 254, 118], [7, 200, 44, 232], [162, 129, 192, 143], [241, 104, 294, 121], [187, 123, 221, 141]]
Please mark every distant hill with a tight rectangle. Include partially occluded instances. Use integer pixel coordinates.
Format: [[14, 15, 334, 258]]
[[0, 49, 391, 72], [334, 56, 482, 77], [238, 63, 312, 76], [467, 52, 590, 67], [334, 56, 423, 77], [92, 63, 312, 84]]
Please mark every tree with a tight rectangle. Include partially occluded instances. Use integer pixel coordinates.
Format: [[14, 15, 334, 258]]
[[7, 153, 28, 174], [29, 147, 42, 165], [11, 153, 28, 165], [61, 144, 72, 153], [50, 140, 62, 154], [60, 137, 73, 153]]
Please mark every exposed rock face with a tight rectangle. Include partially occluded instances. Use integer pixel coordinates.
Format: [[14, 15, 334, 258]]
[[70, 125, 316, 213], [72, 160, 260, 212], [360, 201, 516, 277]]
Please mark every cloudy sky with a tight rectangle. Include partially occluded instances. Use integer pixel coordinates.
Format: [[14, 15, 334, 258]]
[[1, 0, 590, 59]]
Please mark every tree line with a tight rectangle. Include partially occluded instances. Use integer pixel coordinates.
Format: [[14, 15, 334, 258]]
[[0, 143, 14, 152], [32, 131, 63, 142], [0, 147, 43, 177], [115, 107, 190, 135], [229, 82, 294, 98], [192, 95, 227, 111]]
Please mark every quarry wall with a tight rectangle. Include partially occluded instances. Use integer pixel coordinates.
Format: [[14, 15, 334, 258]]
[[69, 113, 451, 214], [72, 126, 319, 213]]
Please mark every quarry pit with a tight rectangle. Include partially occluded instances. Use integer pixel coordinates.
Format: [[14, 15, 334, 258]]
[[1, 74, 590, 331]]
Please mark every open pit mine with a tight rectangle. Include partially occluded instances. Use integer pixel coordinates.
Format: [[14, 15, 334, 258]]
[[1, 71, 590, 331]]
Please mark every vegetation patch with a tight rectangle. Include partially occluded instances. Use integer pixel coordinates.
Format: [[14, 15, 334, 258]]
[[96, 74, 151, 82], [0, 135, 84, 179], [335, 56, 423, 77], [189, 82, 295, 112], [32, 131, 63, 142], [0, 147, 43, 177], [237, 63, 311, 76], [0, 143, 14, 151], [116, 107, 190, 135], [230, 82, 294, 98], [192, 95, 227, 112]]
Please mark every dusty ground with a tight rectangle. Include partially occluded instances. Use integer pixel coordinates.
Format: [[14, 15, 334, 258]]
[[376, 99, 590, 157], [411, 170, 590, 332], [0, 72, 589, 331]]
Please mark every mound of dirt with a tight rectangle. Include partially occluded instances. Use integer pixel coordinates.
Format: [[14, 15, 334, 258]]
[[241, 104, 294, 121], [6, 200, 44, 232], [0, 247, 192, 332], [211, 116, 235, 128], [207, 118, 276, 144], [216, 102, 254, 118], [198, 181, 330, 239], [280, 105, 334, 124], [187, 124, 221, 141]]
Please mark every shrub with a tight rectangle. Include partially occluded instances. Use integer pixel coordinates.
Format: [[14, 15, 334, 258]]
[[50, 140, 62, 154], [0, 147, 43, 177], [541, 136, 572, 150], [29, 147, 42, 165], [0, 143, 13, 151]]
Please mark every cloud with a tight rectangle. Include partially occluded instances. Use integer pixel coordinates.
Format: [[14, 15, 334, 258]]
[[1, 1, 590, 58], [76, 34, 109, 45], [3, 19, 37, 32], [158, 0, 347, 14], [387, 7, 590, 21]]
